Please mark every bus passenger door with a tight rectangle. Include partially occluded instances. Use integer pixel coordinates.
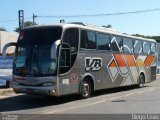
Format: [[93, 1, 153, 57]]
[[59, 28, 79, 95], [59, 44, 71, 95]]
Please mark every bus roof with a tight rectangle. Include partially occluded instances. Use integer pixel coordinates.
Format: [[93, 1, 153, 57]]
[[24, 23, 156, 43]]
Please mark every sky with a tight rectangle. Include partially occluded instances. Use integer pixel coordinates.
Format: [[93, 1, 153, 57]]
[[0, 0, 160, 36]]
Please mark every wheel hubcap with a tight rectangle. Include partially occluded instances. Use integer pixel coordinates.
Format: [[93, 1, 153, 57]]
[[82, 82, 90, 97], [139, 75, 144, 87]]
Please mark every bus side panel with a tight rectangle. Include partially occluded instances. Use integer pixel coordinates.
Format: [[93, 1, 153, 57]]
[[59, 60, 80, 96], [108, 53, 137, 87], [78, 51, 123, 90], [107, 54, 156, 87], [58, 52, 157, 96], [150, 54, 157, 82]]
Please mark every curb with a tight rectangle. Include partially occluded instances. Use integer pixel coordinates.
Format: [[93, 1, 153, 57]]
[[0, 88, 13, 96]]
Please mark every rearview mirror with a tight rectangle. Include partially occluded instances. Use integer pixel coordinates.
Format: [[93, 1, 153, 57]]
[[2, 42, 17, 59]]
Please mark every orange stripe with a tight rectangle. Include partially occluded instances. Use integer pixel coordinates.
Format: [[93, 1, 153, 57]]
[[114, 54, 127, 67], [144, 56, 154, 66], [125, 55, 136, 66], [109, 60, 117, 67]]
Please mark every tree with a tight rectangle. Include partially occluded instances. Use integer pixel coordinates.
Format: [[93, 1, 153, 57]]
[[101, 24, 112, 28], [132, 34, 160, 42], [14, 21, 37, 33], [132, 34, 146, 38], [0, 27, 6, 31]]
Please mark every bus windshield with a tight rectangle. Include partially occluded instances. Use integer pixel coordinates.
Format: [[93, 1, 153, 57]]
[[14, 26, 62, 76]]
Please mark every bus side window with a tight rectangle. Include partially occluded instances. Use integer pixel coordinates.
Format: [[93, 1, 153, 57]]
[[97, 33, 110, 50], [63, 28, 79, 53], [134, 40, 142, 54], [81, 30, 96, 49], [151, 42, 156, 54], [143, 41, 150, 54], [123, 38, 133, 53], [80, 30, 87, 49], [110, 35, 123, 52], [60, 28, 79, 74], [59, 47, 71, 74]]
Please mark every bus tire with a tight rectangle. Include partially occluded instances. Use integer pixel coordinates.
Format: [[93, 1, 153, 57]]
[[80, 79, 91, 99], [138, 74, 145, 88]]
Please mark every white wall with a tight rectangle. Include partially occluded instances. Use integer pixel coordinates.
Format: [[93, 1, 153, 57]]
[[0, 31, 18, 54], [0, 31, 18, 86]]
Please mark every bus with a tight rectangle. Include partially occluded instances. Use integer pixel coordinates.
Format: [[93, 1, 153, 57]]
[[2, 22, 158, 98]]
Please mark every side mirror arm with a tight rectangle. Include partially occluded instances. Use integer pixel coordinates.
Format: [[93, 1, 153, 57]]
[[2, 42, 17, 59], [51, 40, 61, 59]]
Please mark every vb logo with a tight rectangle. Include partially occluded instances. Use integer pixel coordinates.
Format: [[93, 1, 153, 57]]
[[85, 57, 102, 71]]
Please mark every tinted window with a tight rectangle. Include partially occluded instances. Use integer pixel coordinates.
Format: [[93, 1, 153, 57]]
[[151, 42, 156, 54], [97, 33, 110, 50], [123, 38, 133, 53], [15, 27, 62, 76], [59, 48, 71, 74], [134, 40, 142, 54], [63, 28, 79, 52], [18, 27, 62, 45], [110, 35, 123, 52], [63, 28, 79, 72], [81, 30, 96, 49], [143, 41, 150, 54]]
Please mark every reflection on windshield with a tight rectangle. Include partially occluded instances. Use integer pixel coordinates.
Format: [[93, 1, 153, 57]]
[[14, 27, 62, 76], [15, 45, 57, 76]]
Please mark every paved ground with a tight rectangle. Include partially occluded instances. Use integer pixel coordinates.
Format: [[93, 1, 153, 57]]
[[0, 76, 160, 120], [0, 88, 13, 96]]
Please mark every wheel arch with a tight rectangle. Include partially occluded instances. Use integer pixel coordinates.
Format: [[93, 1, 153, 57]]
[[140, 72, 145, 83], [138, 71, 146, 83], [80, 73, 95, 93]]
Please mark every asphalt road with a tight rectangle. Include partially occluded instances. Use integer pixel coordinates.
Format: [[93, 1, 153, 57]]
[[1, 76, 160, 119]]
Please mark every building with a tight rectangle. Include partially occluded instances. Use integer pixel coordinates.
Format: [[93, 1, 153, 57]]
[[0, 31, 18, 54], [0, 31, 18, 87]]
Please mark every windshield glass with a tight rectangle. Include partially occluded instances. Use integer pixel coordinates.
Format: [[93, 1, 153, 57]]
[[14, 26, 62, 76]]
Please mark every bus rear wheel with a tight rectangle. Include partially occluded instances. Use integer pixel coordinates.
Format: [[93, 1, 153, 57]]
[[80, 79, 91, 99], [138, 74, 145, 88]]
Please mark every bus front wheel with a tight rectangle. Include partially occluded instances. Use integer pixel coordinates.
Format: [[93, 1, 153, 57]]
[[80, 79, 91, 99]]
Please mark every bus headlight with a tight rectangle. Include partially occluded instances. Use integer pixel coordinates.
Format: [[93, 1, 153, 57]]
[[52, 90, 56, 93]]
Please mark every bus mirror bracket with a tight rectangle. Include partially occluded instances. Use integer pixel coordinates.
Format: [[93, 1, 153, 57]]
[[2, 42, 17, 59], [51, 39, 61, 59]]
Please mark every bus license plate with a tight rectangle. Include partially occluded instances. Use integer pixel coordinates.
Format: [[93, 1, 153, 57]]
[[26, 89, 34, 93]]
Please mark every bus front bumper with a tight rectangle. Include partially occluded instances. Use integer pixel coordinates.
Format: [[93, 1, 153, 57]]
[[12, 84, 58, 96]]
